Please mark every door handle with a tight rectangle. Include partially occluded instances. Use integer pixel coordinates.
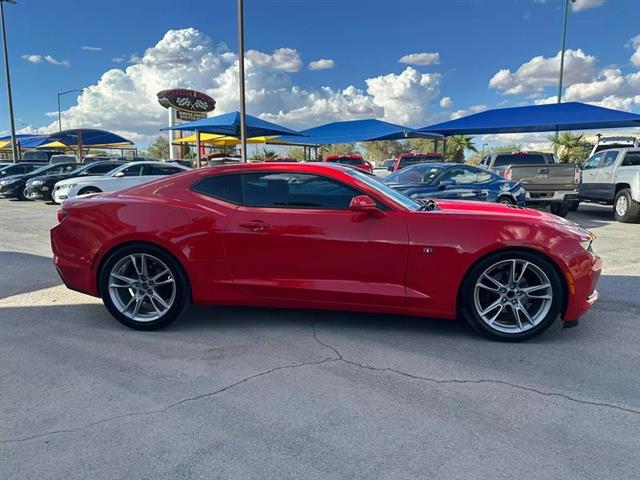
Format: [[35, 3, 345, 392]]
[[603, 170, 612, 174], [239, 220, 270, 231]]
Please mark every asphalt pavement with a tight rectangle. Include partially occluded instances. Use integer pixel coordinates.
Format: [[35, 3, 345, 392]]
[[1, 199, 639, 480]]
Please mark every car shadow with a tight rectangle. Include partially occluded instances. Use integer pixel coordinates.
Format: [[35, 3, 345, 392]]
[[569, 205, 615, 229], [0, 251, 62, 300]]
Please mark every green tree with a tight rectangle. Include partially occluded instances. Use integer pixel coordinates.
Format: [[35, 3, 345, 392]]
[[145, 135, 170, 159], [547, 132, 590, 163], [445, 135, 477, 162], [362, 140, 406, 163], [407, 138, 437, 153], [491, 143, 523, 154], [319, 143, 359, 157], [286, 147, 306, 161]]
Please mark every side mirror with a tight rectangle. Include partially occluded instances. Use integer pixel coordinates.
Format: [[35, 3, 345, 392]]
[[438, 179, 455, 190], [114, 171, 125, 178], [349, 195, 386, 218]]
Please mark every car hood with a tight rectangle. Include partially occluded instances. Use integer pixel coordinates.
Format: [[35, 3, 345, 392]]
[[0, 174, 27, 182], [55, 175, 102, 187]]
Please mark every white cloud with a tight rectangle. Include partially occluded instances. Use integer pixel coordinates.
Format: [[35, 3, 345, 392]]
[[450, 104, 487, 119], [489, 49, 597, 95], [630, 34, 640, 68], [246, 47, 302, 72], [48, 28, 442, 144], [399, 52, 440, 66], [571, 0, 605, 12], [439, 96, 453, 108], [308, 58, 335, 70], [22, 54, 70, 66], [81, 46, 102, 51]]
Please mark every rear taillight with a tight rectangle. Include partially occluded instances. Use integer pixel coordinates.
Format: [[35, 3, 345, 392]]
[[503, 167, 512, 180], [57, 208, 68, 223], [574, 167, 581, 185]]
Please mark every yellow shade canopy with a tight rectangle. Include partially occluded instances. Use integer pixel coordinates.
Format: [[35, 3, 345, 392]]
[[173, 133, 275, 146], [37, 141, 68, 149]]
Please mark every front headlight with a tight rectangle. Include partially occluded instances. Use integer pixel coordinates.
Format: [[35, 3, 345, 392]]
[[30, 180, 43, 186], [580, 235, 594, 253], [0, 179, 16, 186], [59, 184, 75, 190]]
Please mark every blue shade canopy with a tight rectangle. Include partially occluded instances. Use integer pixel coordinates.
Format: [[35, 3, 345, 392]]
[[163, 111, 304, 137], [47, 129, 133, 146], [272, 119, 442, 145], [417, 102, 640, 136]]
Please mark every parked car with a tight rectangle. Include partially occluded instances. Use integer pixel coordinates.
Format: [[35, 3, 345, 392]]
[[479, 151, 579, 217], [391, 152, 444, 172], [24, 160, 124, 201], [0, 162, 46, 178], [52, 163, 600, 341], [323, 154, 373, 172], [374, 159, 395, 177], [384, 163, 526, 206], [52, 161, 189, 203], [49, 154, 77, 164], [21, 150, 61, 163], [578, 148, 640, 223], [0, 162, 78, 200]]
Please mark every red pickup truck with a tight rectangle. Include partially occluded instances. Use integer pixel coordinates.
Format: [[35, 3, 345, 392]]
[[323, 154, 373, 172], [391, 152, 443, 172]]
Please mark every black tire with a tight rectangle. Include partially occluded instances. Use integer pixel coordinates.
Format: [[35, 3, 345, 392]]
[[460, 250, 563, 341], [497, 196, 515, 205], [613, 188, 640, 223], [78, 187, 102, 196], [569, 200, 580, 212], [99, 243, 190, 330], [550, 202, 571, 217], [17, 188, 28, 201]]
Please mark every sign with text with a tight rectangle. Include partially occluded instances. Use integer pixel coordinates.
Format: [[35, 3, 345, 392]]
[[157, 89, 216, 113]]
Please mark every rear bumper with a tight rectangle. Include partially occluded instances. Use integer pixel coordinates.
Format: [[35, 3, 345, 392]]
[[563, 253, 602, 321], [525, 190, 578, 205], [51, 225, 100, 297]]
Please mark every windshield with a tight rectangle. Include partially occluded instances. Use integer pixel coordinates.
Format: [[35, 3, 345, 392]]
[[398, 155, 441, 167], [345, 168, 420, 211], [22, 152, 49, 161], [494, 154, 546, 166], [326, 157, 362, 166], [385, 165, 445, 184]]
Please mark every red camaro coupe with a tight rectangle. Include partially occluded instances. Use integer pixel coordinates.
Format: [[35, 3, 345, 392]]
[[51, 163, 601, 341]]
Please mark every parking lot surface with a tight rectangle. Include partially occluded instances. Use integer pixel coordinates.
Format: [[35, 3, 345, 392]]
[[1, 199, 639, 479]]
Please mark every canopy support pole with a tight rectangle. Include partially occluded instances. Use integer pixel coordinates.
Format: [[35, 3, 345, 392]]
[[237, 0, 247, 162], [442, 138, 447, 161], [77, 129, 84, 163], [196, 129, 201, 168]]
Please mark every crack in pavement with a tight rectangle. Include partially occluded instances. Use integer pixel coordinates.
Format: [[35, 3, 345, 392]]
[[3, 324, 638, 444]]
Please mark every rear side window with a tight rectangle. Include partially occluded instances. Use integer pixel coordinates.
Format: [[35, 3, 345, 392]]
[[120, 165, 144, 176], [621, 152, 640, 166], [192, 174, 242, 204], [242, 172, 359, 209]]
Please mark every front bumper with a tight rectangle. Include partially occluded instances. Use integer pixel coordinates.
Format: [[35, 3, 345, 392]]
[[563, 252, 602, 321], [0, 185, 19, 198], [24, 184, 50, 200], [52, 188, 70, 203]]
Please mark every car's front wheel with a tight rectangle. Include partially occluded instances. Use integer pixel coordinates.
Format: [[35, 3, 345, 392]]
[[78, 187, 102, 196], [99, 244, 190, 330], [461, 251, 563, 341]]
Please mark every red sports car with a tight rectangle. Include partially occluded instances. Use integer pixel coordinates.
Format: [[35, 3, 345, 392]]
[[51, 163, 601, 341], [323, 154, 373, 172]]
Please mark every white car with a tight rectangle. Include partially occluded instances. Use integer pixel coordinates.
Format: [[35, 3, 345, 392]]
[[52, 161, 189, 204]]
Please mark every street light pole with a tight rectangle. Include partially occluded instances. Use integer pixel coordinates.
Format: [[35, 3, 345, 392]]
[[1, 0, 18, 163], [57, 89, 82, 132], [237, 0, 247, 162], [555, 0, 574, 155]]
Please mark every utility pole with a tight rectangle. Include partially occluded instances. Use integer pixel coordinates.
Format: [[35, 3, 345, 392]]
[[237, 0, 247, 162], [57, 89, 82, 132], [555, 0, 575, 155], [1, 0, 18, 163]]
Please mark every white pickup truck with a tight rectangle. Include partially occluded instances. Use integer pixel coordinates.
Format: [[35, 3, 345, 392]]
[[579, 148, 640, 223]]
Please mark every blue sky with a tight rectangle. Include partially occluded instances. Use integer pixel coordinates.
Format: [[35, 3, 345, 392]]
[[1, 0, 638, 147]]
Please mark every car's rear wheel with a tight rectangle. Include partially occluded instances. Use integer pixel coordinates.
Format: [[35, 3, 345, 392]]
[[497, 196, 515, 205], [461, 251, 563, 341], [99, 244, 190, 330], [613, 188, 640, 223]]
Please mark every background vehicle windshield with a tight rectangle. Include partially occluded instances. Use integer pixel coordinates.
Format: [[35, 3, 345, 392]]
[[386, 165, 445, 184], [345, 168, 420, 210], [399, 155, 441, 166], [494, 154, 546, 166], [28, 163, 62, 175], [326, 157, 362, 166]]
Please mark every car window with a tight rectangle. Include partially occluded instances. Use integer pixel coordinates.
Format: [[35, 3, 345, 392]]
[[582, 153, 602, 170], [325, 157, 362, 166], [398, 155, 442, 167], [242, 172, 360, 209], [385, 165, 444, 184], [119, 164, 144, 176], [192, 174, 242, 204], [621, 152, 640, 166], [59, 164, 78, 173], [477, 170, 494, 183], [441, 167, 478, 184], [85, 163, 120, 175], [601, 151, 618, 168], [493, 154, 546, 166]]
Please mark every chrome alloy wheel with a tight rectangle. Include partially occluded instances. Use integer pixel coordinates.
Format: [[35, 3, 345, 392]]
[[473, 259, 553, 334], [615, 195, 628, 217], [108, 253, 176, 322]]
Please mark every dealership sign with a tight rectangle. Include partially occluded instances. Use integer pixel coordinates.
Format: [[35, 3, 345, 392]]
[[157, 89, 216, 113]]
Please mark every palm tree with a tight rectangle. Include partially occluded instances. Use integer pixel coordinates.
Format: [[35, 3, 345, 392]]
[[446, 135, 477, 162], [547, 132, 590, 163]]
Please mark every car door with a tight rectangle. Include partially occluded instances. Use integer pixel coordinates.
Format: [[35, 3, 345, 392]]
[[435, 166, 487, 201], [594, 150, 619, 200], [224, 171, 409, 306], [579, 152, 604, 199]]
